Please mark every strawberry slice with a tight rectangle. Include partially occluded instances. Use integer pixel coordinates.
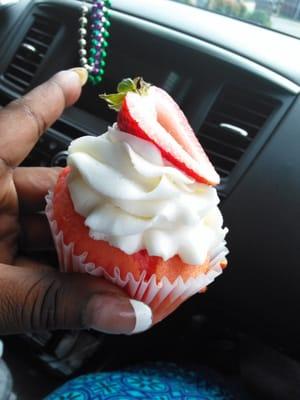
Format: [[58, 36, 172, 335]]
[[100, 78, 220, 186]]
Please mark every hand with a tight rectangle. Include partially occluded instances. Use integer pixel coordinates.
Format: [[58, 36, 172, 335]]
[[0, 69, 152, 336]]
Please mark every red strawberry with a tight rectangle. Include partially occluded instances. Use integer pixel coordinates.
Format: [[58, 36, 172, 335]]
[[100, 78, 220, 186]]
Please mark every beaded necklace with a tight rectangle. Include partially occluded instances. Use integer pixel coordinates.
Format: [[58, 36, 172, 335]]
[[79, 0, 111, 85]]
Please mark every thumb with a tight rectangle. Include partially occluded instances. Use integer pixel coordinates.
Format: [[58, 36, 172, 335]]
[[0, 262, 152, 335]]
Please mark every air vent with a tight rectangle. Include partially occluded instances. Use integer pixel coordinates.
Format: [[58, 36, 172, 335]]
[[0, 92, 11, 107], [198, 86, 279, 180], [51, 119, 90, 139], [4, 16, 59, 91]]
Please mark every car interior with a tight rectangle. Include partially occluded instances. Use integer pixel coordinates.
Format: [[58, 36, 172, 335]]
[[0, 0, 300, 398]]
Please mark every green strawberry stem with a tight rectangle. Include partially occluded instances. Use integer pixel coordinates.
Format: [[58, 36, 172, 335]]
[[99, 77, 151, 111]]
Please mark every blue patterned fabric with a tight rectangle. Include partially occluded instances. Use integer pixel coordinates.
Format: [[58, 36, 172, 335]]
[[45, 363, 236, 400]]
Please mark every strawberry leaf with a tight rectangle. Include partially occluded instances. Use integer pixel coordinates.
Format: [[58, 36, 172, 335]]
[[99, 92, 126, 111], [117, 78, 137, 94], [133, 77, 151, 95], [100, 77, 151, 111]]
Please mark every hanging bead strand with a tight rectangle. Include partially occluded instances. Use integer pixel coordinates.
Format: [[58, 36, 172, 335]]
[[79, 0, 111, 85], [79, 3, 90, 72]]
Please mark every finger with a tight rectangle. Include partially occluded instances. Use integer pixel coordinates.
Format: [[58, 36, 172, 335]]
[[0, 261, 152, 335], [15, 256, 51, 270], [19, 214, 53, 251], [0, 68, 87, 167], [0, 214, 19, 265], [14, 167, 61, 213]]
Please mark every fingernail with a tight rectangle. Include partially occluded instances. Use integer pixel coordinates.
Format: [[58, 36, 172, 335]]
[[71, 67, 88, 86], [0, 340, 3, 358], [129, 299, 152, 334], [85, 294, 152, 335]]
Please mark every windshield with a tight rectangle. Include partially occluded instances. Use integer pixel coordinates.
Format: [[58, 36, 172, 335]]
[[171, 0, 300, 38]]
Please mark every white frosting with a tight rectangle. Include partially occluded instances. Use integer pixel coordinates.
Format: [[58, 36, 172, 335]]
[[67, 125, 228, 265]]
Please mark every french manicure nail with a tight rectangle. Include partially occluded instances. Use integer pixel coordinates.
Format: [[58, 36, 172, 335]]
[[0, 340, 3, 358], [129, 299, 152, 334], [71, 67, 88, 86], [86, 294, 152, 335]]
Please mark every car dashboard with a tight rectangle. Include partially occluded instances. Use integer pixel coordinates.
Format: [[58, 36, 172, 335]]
[[1, 0, 300, 398]]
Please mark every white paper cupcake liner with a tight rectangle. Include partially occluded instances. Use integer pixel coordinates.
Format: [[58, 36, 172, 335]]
[[45, 192, 228, 315]]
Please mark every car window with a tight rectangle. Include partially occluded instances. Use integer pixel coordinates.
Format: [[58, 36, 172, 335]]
[[171, 0, 300, 38]]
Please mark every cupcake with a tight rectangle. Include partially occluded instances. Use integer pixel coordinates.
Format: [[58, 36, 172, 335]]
[[46, 78, 228, 323]]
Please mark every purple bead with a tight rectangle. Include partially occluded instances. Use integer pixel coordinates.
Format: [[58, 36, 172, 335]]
[[93, 67, 100, 74], [91, 11, 103, 21], [91, 20, 102, 28], [95, 42, 102, 49], [93, 3, 103, 11]]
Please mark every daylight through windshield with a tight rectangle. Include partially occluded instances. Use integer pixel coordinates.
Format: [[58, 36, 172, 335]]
[[172, 0, 300, 38]]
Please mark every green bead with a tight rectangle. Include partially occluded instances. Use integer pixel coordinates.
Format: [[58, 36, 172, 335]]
[[91, 38, 99, 46], [104, 20, 111, 28], [92, 29, 101, 36], [88, 57, 95, 64], [103, 40, 108, 48], [99, 68, 105, 75], [90, 48, 97, 56], [88, 75, 95, 84], [95, 76, 103, 84], [105, 0, 112, 7], [103, 30, 110, 38], [101, 60, 106, 67], [102, 50, 107, 58]]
